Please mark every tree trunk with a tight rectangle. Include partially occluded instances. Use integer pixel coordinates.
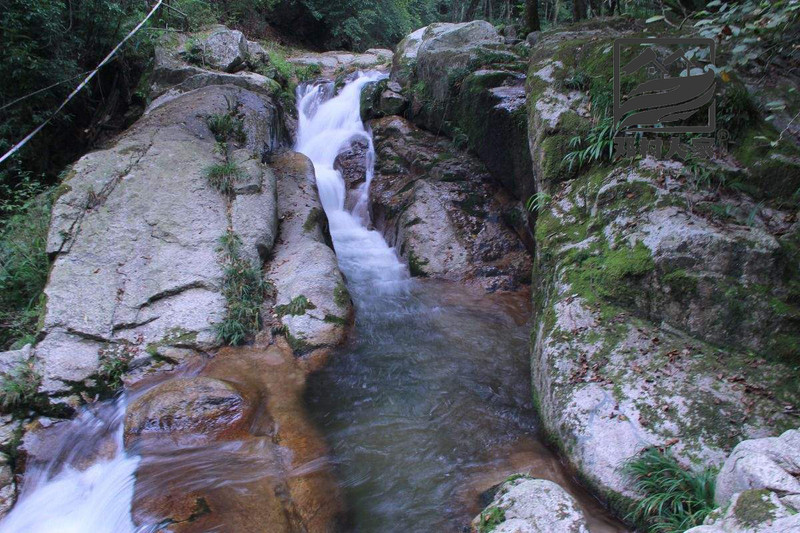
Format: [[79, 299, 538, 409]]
[[572, 0, 587, 21], [465, 0, 481, 21], [526, 0, 541, 31]]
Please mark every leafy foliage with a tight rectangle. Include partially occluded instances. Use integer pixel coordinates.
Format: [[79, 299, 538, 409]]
[[0, 191, 52, 350], [0, 359, 48, 415], [624, 448, 717, 533], [0, 0, 156, 215], [215, 231, 271, 346]]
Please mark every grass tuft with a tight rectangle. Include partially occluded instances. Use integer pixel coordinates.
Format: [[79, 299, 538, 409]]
[[206, 113, 246, 145], [623, 448, 717, 533], [205, 162, 243, 195], [215, 231, 271, 346]]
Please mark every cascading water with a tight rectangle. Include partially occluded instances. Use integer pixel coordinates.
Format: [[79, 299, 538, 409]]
[[299, 75, 627, 532], [0, 398, 140, 533], [296, 74, 410, 305]]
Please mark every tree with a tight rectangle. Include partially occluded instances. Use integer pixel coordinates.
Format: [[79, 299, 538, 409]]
[[526, 0, 541, 31]]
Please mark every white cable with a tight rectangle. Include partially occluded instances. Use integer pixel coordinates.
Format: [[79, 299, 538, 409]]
[[0, 0, 164, 166]]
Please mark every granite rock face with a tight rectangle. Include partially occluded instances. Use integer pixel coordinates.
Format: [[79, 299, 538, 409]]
[[370, 115, 531, 291], [686, 430, 800, 533], [266, 152, 353, 351], [37, 83, 283, 400]]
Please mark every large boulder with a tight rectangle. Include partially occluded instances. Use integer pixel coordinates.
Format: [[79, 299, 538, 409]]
[[370, 116, 531, 291], [472, 476, 589, 533], [525, 25, 800, 515], [686, 490, 800, 533], [189, 27, 248, 73], [390, 23, 534, 232], [36, 83, 284, 400], [266, 153, 353, 351], [714, 429, 800, 505]]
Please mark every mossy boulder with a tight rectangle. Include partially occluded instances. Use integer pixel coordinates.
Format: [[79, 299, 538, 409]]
[[526, 22, 800, 518]]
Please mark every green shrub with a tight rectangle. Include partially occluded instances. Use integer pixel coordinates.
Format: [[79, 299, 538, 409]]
[[205, 162, 243, 195], [623, 448, 717, 533], [0, 191, 52, 350], [215, 231, 271, 346], [0, 359, 47, 415]]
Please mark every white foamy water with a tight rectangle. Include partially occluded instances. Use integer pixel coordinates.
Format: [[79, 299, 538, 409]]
[[295, 73, 410, 304], [0, 399, 139, 533]]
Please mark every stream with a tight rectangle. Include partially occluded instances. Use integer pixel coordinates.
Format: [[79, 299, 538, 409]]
[[296, 74, 626, 532], [0, 72, 625, 533]]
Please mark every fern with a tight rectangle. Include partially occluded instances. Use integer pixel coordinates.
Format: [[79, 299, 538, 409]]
[[563, 116, 618, 171]]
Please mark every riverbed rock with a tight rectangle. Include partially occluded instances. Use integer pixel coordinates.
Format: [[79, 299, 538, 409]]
[[124, 377, 252, 446], [714, 429, 800, 505], [287, 49, 392, 77], [684, 429, 800, 533], [34, 82, 284, 398], [472, 476, 589, 533], [370, 115, 530, 291], [333, 138, 369, 212], [525, 23, 800, 516], [686, 489, 800, 533], [148, 29, 283, 112], [130, 344, 344, 532], [266, 152, 353, 351]]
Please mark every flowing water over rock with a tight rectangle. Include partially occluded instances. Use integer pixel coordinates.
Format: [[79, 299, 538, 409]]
[[297, 74, 626, 532]]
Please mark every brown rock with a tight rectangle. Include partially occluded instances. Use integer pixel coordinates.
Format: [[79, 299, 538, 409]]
[[124, 377, 252, 447]]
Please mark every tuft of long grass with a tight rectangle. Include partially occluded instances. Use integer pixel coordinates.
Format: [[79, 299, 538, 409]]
[[206, 113, 246, 145], [215, 231, 271, 346], [205, 162, 243, 195], [563, 116, 618, 171], [623, 448, 717, 533]]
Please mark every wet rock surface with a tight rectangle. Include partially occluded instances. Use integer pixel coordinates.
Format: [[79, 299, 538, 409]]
[[369, 115, 531, 291], [124, 377, 252, 446], [130, 342, 344, 532]]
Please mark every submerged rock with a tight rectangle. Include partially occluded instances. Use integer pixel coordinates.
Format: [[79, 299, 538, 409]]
[[472, 476, 589, 533], [124, 377, 252, 446]]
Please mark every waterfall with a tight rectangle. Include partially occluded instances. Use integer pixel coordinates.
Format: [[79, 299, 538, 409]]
[[0, 398, 139, 533], [295, 73, 410, 305]]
